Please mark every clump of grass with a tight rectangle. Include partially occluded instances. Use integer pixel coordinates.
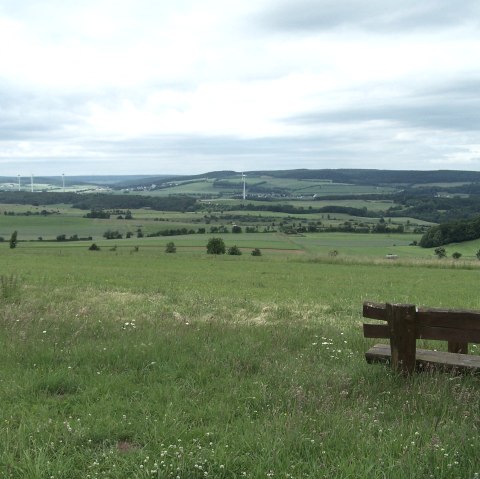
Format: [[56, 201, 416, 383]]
[[0, 274, 20, 302]]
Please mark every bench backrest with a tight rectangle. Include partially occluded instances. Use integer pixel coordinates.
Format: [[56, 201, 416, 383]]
[[363, 301, 480, 373]]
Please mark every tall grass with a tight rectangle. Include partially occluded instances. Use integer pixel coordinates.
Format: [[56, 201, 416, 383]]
[[0, 249, 478, 478]]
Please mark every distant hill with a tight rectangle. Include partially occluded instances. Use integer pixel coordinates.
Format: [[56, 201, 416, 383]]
[[248, 169, 480, 185]]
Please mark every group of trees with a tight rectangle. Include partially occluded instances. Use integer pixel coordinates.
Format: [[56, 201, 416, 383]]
[[206, 237, 261, 256], [419, 216, 480, 248]]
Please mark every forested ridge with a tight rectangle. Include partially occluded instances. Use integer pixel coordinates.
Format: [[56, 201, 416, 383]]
[[419, 216, 480, 247], [0, 192, 196, 212]]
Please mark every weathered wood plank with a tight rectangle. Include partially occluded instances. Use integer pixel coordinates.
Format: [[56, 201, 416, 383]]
[[365, 344, 480, 373], [417, 325, 480, 344], [387, 303, 417, 375], [363, 302, 387, 321], [417, 308, 480, 331], [363, 323, 390, 338], [364, 323, 480, 343]]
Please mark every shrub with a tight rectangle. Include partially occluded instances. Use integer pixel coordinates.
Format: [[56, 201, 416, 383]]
[[434, 247, 446, 258], [206, 237, 226, 255], [103, 230, 123, 240], [452, 251, 462, 260], [9, 231, 17, 249], [328, 250, 339, 257], [165, 242, 176, 253], [477, 250, 480, 260], [227, 245, 242, 255], [251, 248, 262, 256], [88, 243, 100, 251], [232, 225, 242, 233]]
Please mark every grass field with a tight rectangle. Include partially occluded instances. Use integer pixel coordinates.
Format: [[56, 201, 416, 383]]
[[128, 176, 397, 198], [0, 243, 479, 478]]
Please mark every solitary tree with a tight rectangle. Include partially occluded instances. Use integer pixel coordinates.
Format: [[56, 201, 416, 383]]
[[9, 231, 17, 249], [165, 242, 176, 253], [206, 237, 225, 255], [434, 247, 446, 258], [227, 245, 242, 255], [251, 248, 262, 256], [476, 249, 480, 260], [451, 251, 462, 260]]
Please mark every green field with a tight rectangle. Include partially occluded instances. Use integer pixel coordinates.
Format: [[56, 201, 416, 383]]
[[0, 244, 479, 478], [1, 197, 479, 478], [126, 176, 397, 198]]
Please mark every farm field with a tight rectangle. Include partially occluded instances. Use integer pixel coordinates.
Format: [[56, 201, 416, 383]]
[[127, 176, 397, 198], [0, 245, 479, 478]]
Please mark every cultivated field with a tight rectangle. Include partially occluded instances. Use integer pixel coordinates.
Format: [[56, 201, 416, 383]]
[[0, 242, 479, 478]]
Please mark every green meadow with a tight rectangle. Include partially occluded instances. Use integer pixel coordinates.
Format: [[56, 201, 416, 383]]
[[0, 238, 479, 478]]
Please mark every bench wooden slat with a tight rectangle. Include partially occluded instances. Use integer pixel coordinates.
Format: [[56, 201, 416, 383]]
[[417, 308, 480, 331], [364, 323, 480, 343], [363, 323, 389, 338], [363, 302, 387, 321], [365, 344, 480, 373], [417, 325, 480, 344]]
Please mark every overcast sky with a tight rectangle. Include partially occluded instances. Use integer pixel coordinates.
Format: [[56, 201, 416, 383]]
[[1, 0, 479, 176]]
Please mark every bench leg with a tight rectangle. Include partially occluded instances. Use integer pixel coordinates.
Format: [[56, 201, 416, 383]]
[[448, 341, 468, 354], [388, 303, 417, 375]]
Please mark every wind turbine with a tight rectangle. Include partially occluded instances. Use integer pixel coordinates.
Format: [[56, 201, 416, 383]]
[[62, 173, 65, 192], [242, 173, 246, 201], [17, 174, 20, 191], [31, 174, 34, 192]]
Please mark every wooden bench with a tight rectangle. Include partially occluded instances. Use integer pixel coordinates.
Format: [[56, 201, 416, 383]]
[[363, 301, 480, 374]]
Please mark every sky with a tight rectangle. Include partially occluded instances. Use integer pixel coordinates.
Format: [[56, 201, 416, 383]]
[[0, 0, 479, 176]]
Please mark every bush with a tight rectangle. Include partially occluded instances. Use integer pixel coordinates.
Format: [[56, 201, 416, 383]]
[[9, 231, 17, 249], [227, 245, 242, 255], [251, 248, 262, 256], [165, 242, 176, 253], [103, 230, 123, 240], [452, 252, 462, 260], [206, 237, 226, 255], [232, 225, 242, 233], [434, 247, 446, 258], [88, 243, 100, 251]]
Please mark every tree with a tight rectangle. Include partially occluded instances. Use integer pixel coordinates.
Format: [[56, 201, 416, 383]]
[[88, 243, 100, 251], [206, 237, 225, 255], [476, 249, 480, 260], [9, 231, 17, 249], [227, 245, 242, 255], [232, 225, 242, 233], [452, 251, 462, 260], [103, 230, 122, 240], [251, 248, 262, 256], [165, 242, 176, 253], [434, 247, 446, 258]]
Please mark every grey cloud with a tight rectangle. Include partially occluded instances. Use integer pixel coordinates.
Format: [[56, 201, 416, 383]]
[[288, 75, 480, 132], [260, 0, 480, 33]]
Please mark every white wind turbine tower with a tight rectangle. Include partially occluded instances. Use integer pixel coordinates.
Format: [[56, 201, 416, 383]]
[[17, 174, 20, 191], [62, 173, 65, 192], [31, 174, 34, 192], [242, 173, 246, 201]]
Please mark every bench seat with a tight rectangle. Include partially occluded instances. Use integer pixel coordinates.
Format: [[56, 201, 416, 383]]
[[366, 343, 480, 373]]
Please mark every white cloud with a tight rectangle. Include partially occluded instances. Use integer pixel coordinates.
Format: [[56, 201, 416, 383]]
[[0, 0, 480, 174]]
